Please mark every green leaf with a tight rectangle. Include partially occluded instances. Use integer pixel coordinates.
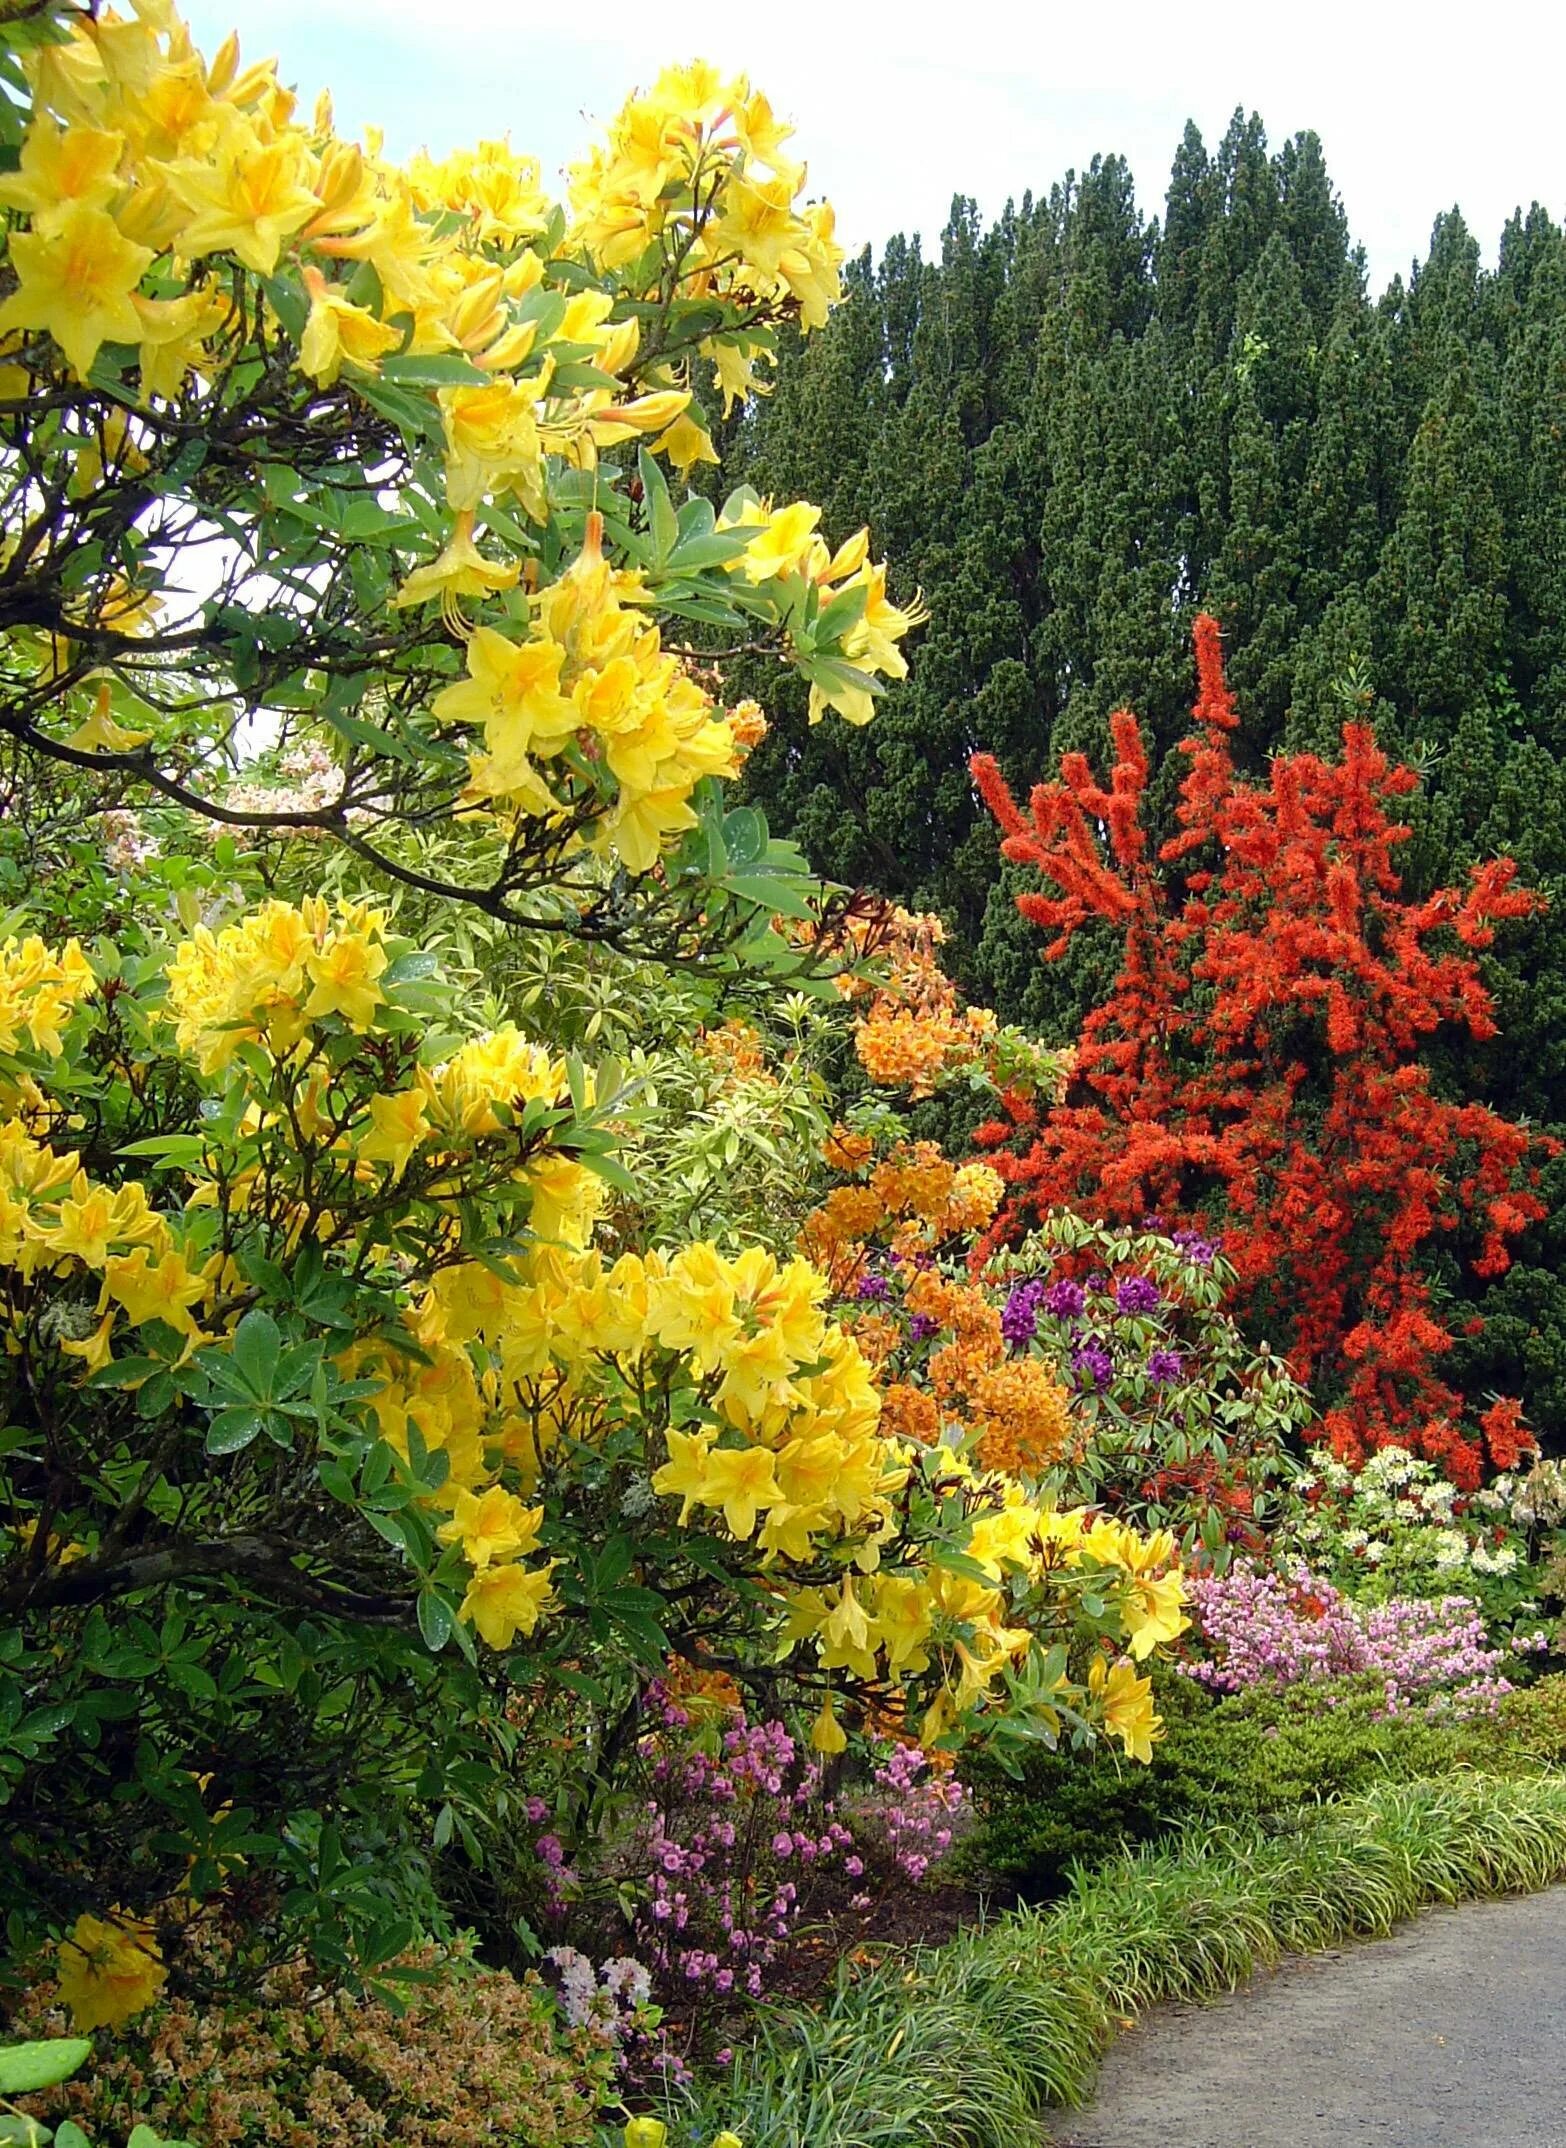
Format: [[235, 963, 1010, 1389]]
[[721, 874, 820, 921], [417, 1592, 455, 1652], [638, 446, 678, 565], [229, 1309, 280, 1398], [205, 1408, 264, 1456], [380, 352, 490, 386], [116, 1135, 207, 1166], [0, 2039, 93, 2095]]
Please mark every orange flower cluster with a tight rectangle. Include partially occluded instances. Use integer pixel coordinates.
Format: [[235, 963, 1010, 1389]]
[[802, 1139, 1004, 1281], [843, 910, 998, 1098], [905, 1270, 1073, 1474], [695, 1018, 769, 1082]]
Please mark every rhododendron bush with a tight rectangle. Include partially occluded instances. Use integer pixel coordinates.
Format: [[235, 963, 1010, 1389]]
[[973, 614, 1551, 1490], [0, 0, 1192, 2030]]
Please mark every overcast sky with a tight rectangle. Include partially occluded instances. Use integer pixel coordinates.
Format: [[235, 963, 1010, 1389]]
[[184, 0, 1565, 294]]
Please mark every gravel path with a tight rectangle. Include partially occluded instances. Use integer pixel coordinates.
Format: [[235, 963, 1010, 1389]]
[[1050, 1887, 1566, 2147]]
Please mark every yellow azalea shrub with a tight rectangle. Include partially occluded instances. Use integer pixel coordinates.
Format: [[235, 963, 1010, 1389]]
[[0, 2, 920, 926], [0, 2, 1186, 2010], [1, 906, 1185, 1991]]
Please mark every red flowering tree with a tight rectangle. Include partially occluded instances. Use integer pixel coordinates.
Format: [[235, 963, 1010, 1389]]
[[971, 614, 1549, 1488]]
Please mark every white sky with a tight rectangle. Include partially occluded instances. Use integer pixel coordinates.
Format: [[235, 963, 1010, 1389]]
[[184, 0, 1566, 292]]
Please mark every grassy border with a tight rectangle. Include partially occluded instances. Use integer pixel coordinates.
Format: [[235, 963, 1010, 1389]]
[[680, 1774, 1566, 2147]]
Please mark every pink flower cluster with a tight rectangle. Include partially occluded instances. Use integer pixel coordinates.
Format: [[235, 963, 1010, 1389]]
[[1185, 1559, 1512, 1716], [636, 1715, 853, 2000], [859, 1742, 969, 1883]]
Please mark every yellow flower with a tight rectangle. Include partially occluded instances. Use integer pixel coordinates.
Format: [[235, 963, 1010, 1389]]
[[0, 200, 152, 379], [603, 779, 703, 874], [163, 118, 319, 275], [302, 930, 387, 1029], [440, 379, 545, 516], [101, 1246, 206, 1333], [432, 627, 578, 785], [1089, 1654, 1160, 1765], [358, 1088, 430, 1181], [697, 1443, 781, 1541], [624, 2123, 667, 2148], [392, 509, 521, 614], [0, 122, 125, 222], [297, 265, 402, 386], [437, 1485, 543, 1571], [1120, 1568, 1189, 1661], [809, 1695, 847, 1754], [652, 409, 719, 474], [55, 1911, 166, 2031], [737, 500, 820, 582], [650, 1428, 713, 1524], [458, 1558, 558, 1647]]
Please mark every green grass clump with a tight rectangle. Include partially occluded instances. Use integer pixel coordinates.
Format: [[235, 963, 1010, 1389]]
[[680, 1773, 1566, 2148]]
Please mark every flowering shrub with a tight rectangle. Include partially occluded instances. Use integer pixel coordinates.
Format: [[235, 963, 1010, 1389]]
[[10, 1945, 608, 2147], [850, 1740, 970, 1884], [807, 1163, 1307, 1548], [1286, 1445, 1533, 1617], [0, 896, 1189, 1990], [0, 3, 923, 936], [973, 615, 1550, 1488], [628, 1708, 857, 2012], [828, 907, 1064, 1102], [1184, 1560, 1512, 1716]]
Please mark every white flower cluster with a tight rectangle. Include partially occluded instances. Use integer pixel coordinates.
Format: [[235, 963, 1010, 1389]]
[[545, 1944, 653, 2047]]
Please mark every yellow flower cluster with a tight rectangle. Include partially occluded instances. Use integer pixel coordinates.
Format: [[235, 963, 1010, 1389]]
[[0, 932, 94, 1060], [568, 62, 843, 424], [722, 502, 929, 726], [163, 895, 390, 1073], [0, 11, 837, 495], [0, 1116, 207, 1361], [388, 1238, 892, 1546], [784, 1495, 1185, 1754], [432, 511, 741, 871]]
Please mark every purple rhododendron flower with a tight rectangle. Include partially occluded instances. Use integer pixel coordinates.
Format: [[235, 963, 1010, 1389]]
[[1115, 1275, 1161, 1315], [1001, 1278, 1046, 1349], [856, 1272, 892, 1302], [1147, 1347, 1183, 1385], [1043, 1277, 1086, 1319], [1071, 1340, 1114, 1392]]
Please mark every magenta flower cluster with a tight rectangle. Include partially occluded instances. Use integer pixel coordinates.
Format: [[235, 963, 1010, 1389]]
[[636, 1714, 854, 2001], [863, 1741, 969, 1882], [1185, 1559, 1512, 1716]]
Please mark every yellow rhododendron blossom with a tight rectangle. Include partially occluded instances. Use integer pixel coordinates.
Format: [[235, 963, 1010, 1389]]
[[0, 200, 152, 378], [437, 1485, 543, 1571], [358, 1088, 430, 1181], [101, 1245, 206, 1333], [55, 1911, 166, 2031], [297, 264, 402, 385], [459, 1558, 558, 1647], [392, 509, 521, 615], [1090, 1654, 1160, 1764], [809, 1695, 847, 1754], [696, 1443, 781, 1541]]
